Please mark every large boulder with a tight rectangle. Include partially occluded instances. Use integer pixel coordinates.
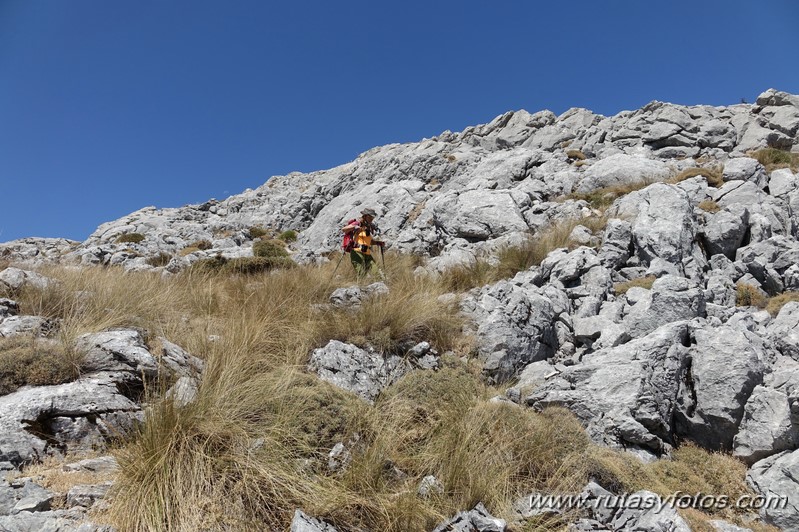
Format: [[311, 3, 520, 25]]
[[767, 302, 799, 361], [747, 449, 799, 530], [0, 268, 56, 292], [0, 373, 142, 467], [527, 322, 690, 454], [733, 385, 798, 465], [575, 154, 672, 193], [623, 275, 706, 339], [462, 278, 558, 383], [432, 502, 506, 532], [629, 184, 706, 278], [675, 324, 768, 450]]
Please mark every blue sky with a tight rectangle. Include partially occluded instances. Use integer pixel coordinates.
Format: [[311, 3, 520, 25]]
[[1, 0, 797, 242]]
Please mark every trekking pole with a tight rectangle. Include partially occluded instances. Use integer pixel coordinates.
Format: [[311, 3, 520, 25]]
[[331, 252, 345, 281]]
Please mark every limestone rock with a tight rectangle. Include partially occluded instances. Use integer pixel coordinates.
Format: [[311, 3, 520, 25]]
[[463, 279, 557, 383], [308, 340, 409, 403], [527, 323, 690, 453], [747, 449, 799, 530], [290, 509, 339, 532], [676, 324, 768, 450], [733, 385, 797, 465]]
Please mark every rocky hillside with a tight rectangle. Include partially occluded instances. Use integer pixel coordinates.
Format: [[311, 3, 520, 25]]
[[2, 89, 799, 531], [2, 89, 798, 272]]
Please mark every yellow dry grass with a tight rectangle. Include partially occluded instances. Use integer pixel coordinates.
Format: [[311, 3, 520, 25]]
[[0, 257, 777, 531]]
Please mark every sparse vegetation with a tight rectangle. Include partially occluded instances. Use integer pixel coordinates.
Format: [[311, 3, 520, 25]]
[[751, 147, 799, 173], [613, 275, 657, 295], [669, 166, 724, 188], [115, 233, 145, 244], [0, 336, 78, 395], [253, 239, 289, 259], [439, 216, 608, 291], [191, 255, 295, 275], [766, 291, 799, 316], [736, 282, 768, 308], [145, 252, 172, 267], [3, 255, 773, 531], [698, 199, 721, 213], [248, 226, 269, 239], [188, 239, 213, 250], [566, 149, 586, 161], [278, 230, 298, 243], [561, 179, 654, 210]]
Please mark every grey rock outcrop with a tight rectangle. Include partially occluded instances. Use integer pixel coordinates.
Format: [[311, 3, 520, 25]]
[[290, 510, 339, 532], [432, 502, 506, 532], [676, 324, 768, 450], [747, 449, 799, 530], [307, 340, 409, 403], [0, 267, 57, 292], [733, 385, 797, 465], [527, 323, 690, 454], [462, 275, 558, 382]]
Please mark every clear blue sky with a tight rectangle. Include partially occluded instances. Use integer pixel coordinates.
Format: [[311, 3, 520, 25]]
[[1, 0, 797, 242]]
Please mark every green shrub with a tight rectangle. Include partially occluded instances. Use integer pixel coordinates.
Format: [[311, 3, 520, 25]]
[[248, 226, 269, 239], [253, 239, 289, 258], [145, 252, 172, 267], [115, 233, 145, 244], [278, 230, 298, 243]]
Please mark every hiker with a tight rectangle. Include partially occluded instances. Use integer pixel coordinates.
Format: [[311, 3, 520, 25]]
[[342, 208, 385, 277]]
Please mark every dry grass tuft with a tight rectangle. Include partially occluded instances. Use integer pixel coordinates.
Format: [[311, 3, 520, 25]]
[[115, 233, 145, 244], [669, 166, 724, 188], [614, 275, 657, 295], [751, 147, 799, 173], [566, 149, 586, 161], [561, 180, 654, 211], [766, 291, 799, 316], [439, 216, 609, 292], [8, 258, 777, 531], [736, 282, 768, 308], [0, 336, 79, 395], [698, 199, 721, 213]]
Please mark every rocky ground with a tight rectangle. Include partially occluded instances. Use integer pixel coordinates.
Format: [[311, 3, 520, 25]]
[[2, 89, 799, 531]]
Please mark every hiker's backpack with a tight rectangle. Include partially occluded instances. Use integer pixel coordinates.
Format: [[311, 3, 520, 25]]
[[341, 219, 359, 252]]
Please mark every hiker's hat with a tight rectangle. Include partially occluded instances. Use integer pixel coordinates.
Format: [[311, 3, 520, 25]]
[[361, 208, 377, 217]]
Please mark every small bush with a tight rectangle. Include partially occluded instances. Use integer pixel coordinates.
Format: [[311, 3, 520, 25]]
[[278, 230, 298, 243], [614, 275, 657, 295], [146, 252, 172, 267], [0, 337, 77, 395], [248, 226, 269, 240], [736, 282, 768, 308], [180, 246, 201, 256], [253, 239, 289, 259], [566, 149, 586, 161], [670, 166, 724, 188], [751, 147, 799, 172], [439, 260, 495, 293], [698, 199, 721, 213], [115, 233, 145, 244], [766, 292, 799, 316]]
